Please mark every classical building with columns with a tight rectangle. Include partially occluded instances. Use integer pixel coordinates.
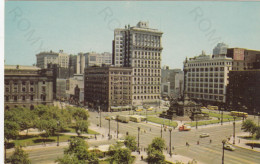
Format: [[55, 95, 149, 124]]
[[4, 65, 54, 110], [112, 21, 163, 105]]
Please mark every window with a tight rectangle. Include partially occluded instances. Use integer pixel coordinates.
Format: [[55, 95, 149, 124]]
[[30, 95, 34, 101], [22, 96, 26, 101], [30, 87, 34, 92], [22, 88, 26, 92], [5, 88, 9, 92], [14, 96, 18, 101], [5, 96, 9, 102]]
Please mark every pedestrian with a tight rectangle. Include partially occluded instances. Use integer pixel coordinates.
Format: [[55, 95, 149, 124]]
[[141, 156, 143, 160], [210, 139, 212, 143], [150, 128, 151, 131], [197, 141, 199, 145], [239, 139, 240, 143]]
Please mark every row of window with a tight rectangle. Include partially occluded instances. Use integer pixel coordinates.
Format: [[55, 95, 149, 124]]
[[5, 81, 46, 85], [188, 83, 224, 88], [188, 73, 224, 77], [134, 90, 160, 94], [5, 95, 34, 101], [188, 78, 224, 83], [133, 95, 160, 100], [188, 88, 224, 94], [188, 67, 225, 72], [189, 94, 224, 101], [187, 61, 232, 67]]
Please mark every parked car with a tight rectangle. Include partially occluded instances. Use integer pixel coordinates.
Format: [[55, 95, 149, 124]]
[[224, 145, 235, 151], [200, 133, 210, 138]]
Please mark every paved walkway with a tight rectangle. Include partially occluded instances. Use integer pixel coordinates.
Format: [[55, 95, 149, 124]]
[[227, 132, 260, 152], [132, 151, 203, 164]]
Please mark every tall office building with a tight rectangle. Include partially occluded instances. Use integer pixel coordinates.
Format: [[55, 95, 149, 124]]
[[36, 50, 69, 69], [161, 66, 184, 98], [112, 21, 163, 105], [213, 43, 228, 55], [183, 51, 233, 105]]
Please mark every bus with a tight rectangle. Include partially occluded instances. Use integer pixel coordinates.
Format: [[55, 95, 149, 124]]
[[207, 105, 218, 110], [230, 111, 248, 118]]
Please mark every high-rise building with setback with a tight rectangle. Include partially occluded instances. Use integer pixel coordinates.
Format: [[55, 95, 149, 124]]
[[112, 21, 163, 105], [183, 51, 233, 105], [213, 43, 228, 55]]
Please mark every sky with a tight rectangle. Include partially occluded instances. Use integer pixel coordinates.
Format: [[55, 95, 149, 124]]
[[4, 1, 260, 69]]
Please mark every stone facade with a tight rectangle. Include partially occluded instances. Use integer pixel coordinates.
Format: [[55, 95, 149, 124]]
[[4, 65, 54, 109], [113, 21, 163, 105]]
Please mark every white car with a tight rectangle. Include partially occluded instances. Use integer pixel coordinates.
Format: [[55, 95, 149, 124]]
[[200, 133, 210, 138], [224, 145, 235, 151]]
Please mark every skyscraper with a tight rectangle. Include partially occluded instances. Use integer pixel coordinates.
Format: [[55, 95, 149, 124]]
[[113, 21, 163, 105], [213, 43, 228, 55]]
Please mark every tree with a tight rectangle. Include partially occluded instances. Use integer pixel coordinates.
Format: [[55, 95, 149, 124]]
[[149, 137, 165, 152], [68, 107, 89, 136], [255, 126, 260, 139], [147, 137, 166, 164], [75, 120, 89, 136], [9, 147, 31, 164], [241, 119, 256, 136], [57, 137, 99, 164], [4, 121, 19, 142], [110, 147, 132, 164], [124, 135, 137, 151]]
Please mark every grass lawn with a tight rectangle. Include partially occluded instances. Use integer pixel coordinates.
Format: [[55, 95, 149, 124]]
[[147, 116, 178, 128], [203, 111, 242, 120], [63, 127, 99, 135], [99, 156, 136, 164], [11, 134, 91, 148], [135, 111, 162, 116], [238, 135, 260, 140], [185, 118, 233, 127]]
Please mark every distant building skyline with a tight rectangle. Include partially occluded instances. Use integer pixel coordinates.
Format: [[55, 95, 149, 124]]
[[5, 1, 260, 69]]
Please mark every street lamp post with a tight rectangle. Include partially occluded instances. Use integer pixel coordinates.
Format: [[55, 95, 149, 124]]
[[233, 116, 236, 144], [222, 139, 227, 164], [169, 128, 172, 157], [108, 119, 111, 140], [117, 115, 119, 139], [146, 108, 148, 123], [138, 127, 140, 150], [195, 113, 198, 129], [4, 138, 7, 164], [161, 124, 163, 138], [221, 109, 223, 125], [57, 121, 60, 146], [99, 106, 101, 127]]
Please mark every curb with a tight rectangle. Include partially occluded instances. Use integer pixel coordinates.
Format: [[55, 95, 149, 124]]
[[227, 141, 260, 153]]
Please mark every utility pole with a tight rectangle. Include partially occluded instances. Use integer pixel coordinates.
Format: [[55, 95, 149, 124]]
[[222, 139, 226, 164], [108, 119, 111, 140], [57, 121, 60, 146], [146, 108, 148, 123], [99, 106, 101, 127], [195, 113, 198, 129], [161, 124, 163, 138], [221, 109, 223, 125], [233, 116, 236, 144], [138, 127, 140, 149], [117, 115, 119, 139], [169, 128, 172, 157]]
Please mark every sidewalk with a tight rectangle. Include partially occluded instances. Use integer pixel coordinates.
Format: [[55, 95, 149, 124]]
[[227, 132, 260, 152], [132, 151, 204, 164], [7, 123, 122, 153]]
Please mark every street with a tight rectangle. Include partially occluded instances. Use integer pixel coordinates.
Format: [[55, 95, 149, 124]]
[[7, 110, 260, 164]]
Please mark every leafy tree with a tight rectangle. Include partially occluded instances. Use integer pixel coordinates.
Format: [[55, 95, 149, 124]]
[[124, 135, 137, 151], [149, 137, 165, 152], [68, 107, 89, 135], [57, 137, 99, 164], [255, 126, 260, 139], [4, 121, 19, 142], [9, 146, 31, 164], [75, 120, 89, 136], [241, 119, 256, 136], [147, 137, 166, 164], [110, 147, 132, 164]]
